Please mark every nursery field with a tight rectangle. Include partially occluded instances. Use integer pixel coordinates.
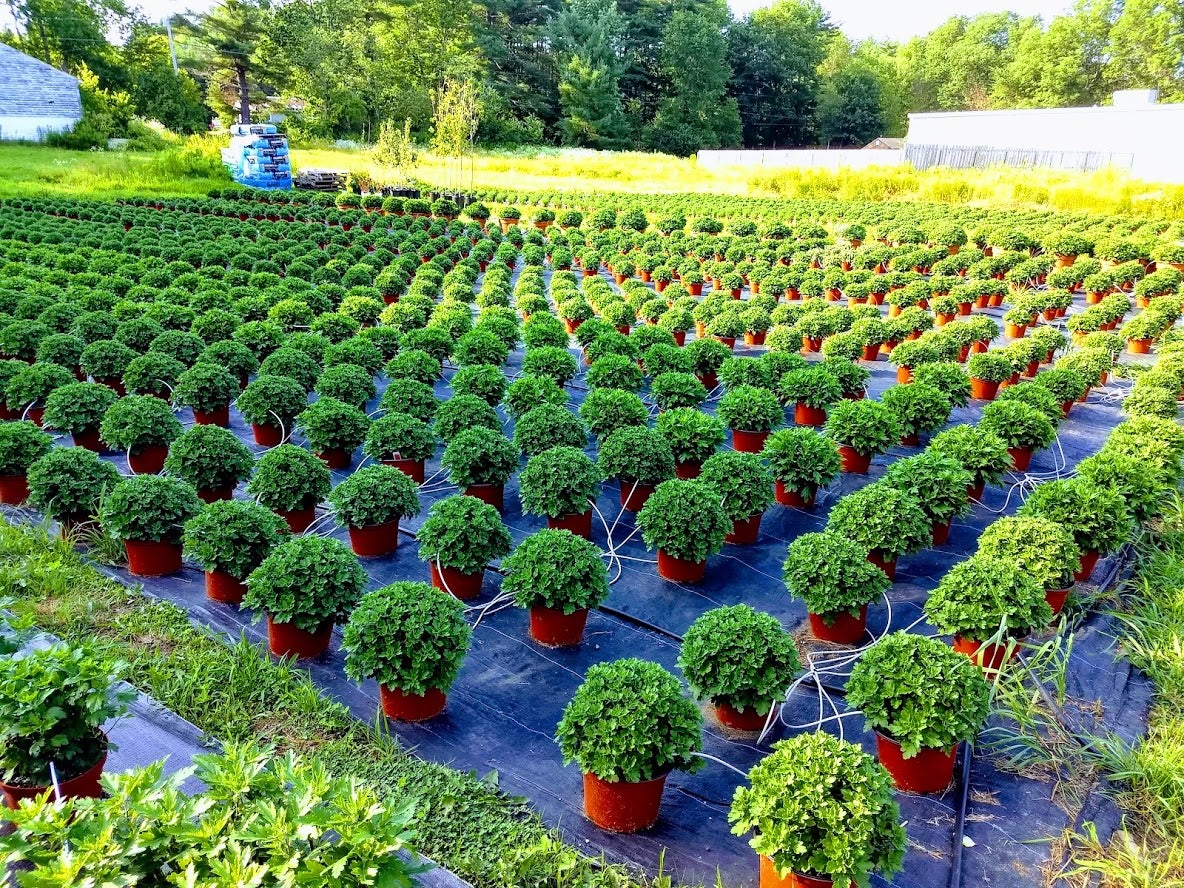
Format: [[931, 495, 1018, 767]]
[[0, 186, 1183, 887]]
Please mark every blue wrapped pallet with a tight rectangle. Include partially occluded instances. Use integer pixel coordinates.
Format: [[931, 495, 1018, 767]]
[[221, 125, 292, 190]]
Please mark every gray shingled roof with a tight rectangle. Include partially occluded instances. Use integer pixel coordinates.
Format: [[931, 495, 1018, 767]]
[[0, 42, 81, 119]]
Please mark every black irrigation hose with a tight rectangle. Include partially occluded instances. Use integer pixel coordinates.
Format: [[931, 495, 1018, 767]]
[[596, 604, 683, 643], [948, 743, 974, 888]]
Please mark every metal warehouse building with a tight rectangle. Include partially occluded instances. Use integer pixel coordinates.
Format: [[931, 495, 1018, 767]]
[[0, 42, 82, 142]]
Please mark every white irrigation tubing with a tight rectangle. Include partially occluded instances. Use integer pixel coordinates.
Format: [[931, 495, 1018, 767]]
[[689, 751, 750, 779]]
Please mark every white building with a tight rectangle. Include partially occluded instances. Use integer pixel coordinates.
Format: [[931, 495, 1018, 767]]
[[904, 90, 1184, 183], [0, 43, 82, 142]]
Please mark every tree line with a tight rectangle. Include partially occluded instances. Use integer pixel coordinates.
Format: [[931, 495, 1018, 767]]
[[3, 0, 1182, 153]]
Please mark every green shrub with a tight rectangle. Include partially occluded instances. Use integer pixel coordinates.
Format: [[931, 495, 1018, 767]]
[[881, 452, 972, 525], [434, 394, 500, 442], [502, 529, 609, 613], [650, 372, 708, 411], [927, 425, 1012, 488], [378, 378, 439, 423], [783, 531, 892, 619], [315, 363, 377, 410], [699, 452, 774, 521], [245, 444, 331, 512], [363, 413, 436, 463], [164, 425, 254, 492], [183, 499, 290, 580], [519, 446, 601, 519], [244, 535, 366, 631], [1017, 477, 1133, 555], [416, 494, 512, 574], [598, 426, 674, 486], [1076, 450, 1165, 524], [966, 351, 1014, 383], [27, 447, 120, 522], [172, 363, 239, 414], [823, 399, 901, 457], [441, 427, 519, 487], [579, 388, 649, 440], [513, 404, 587, 455], [0, 421, 53, 477], [329, 465, 420, 529], [297, 398, 371, 455], [101, 474, 200, 543], [924, 554, 1052, 641], [99, 394, 182, 453], [976, 516, 1079, 590], [717, 385, 783, 432], [826, 483, 931, 560], [521, 347, 579, 387], [236, 375, 308, 429], [6, 362, 73, 412], [259, 348, 322, 392], [80, 339, 137, 381], [880, 383, 951, 438], [979, 400, 1057, 451], [451, 363, 509, 407], [637, 478, 730, 562]]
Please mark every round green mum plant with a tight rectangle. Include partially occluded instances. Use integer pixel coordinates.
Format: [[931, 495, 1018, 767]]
[[717, 385, 784, 433], [42, 382, 116, 435], [824, 399, 902, 457], [245, 535, 367, 632], [519, 445, 601, 519], [6, 362, 73, 412], [924, 553, 1053, 641], [315, 363, 377, 410], [598, 426, 675, 486], [1017, 477, 1133, 556], [927, 424, 1012, 488], [976, 515, 1079, 590], [296, 397, 371, 455], [342, 582, 470, 696], [172, 363, 241, 415], [729, 732, 905, 887], [236, 374, 308, 430], [678, 604, 799, 716], [183, 499, 290, 580], [1075, 450, 1165, 524], [504, 373, 567, 420], [761, 427, 841, 495], [80, 339, 137, 381], [779, 366, 842, 409], [452, 363, 509, 407], [783, 530, 891, 621], [826, 483, 931, 560], [0, 421, 53, 477], [913, 362, 971, 408], [512, 403, 587, 455], [979, 400, 1057, 451], [881, 452, 973, 525], [556, 658, 703, 783], [441, 427, 519, 487], [502, 529, 610, 614], [122, 352, 186, 398], [655, 407, 725, 465], [433, 394, 500, 443], [164, 425, 254, 493], [846, 632, 991, 758], [329, 464, 420, 529], [636, 479, 730, 563], [579, 388, 649, 441], [699, 451, 774, 522], [100, 474, 201, 544], [880, 383, 952, 438], [417, 494, 512, 575], [245, 444, 331, 512], [100, 395, 182, 454], [27, 447, 120, 523], [379, 378, 441, 424], [363, 413, 436, 463]]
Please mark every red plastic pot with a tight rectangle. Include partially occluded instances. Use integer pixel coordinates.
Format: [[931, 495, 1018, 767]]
[[266, 615, 333, 659], [193, 404, 230, 426], [582, 771, 668, 833], [801, 336, 822, 353], [953, 634, 1017, 673], [715, 335, 736, 349], [197, 484, 235, 505], [715, 700, 777, 732], [547, 509, 593, 539], [837, 445, 871, 474], [1127, 338, 1153, 354], [96, 377, 126, 396], [429, 561, 483, 600], [317, 448, 353, 469], [619, 480, 655, 511], [25, 406, 44, 427], [1008, 446, 1034, 472], [1075, 549, 1100, 582], [128, 444, 168, 474], [874, 732, 957, 794], [348, 520, 400, 558], [744, 331, 766, 346], [379, 685, 447, 721], [674, 460, 702, 479], [0, 473, 30, 506], [793, 404, 827, 427], [672, 330, 686, 346], [931, 520, 952, 546], [969, 378, 999, 400], [896, 366, 913, 384], [465, 483, 504, 512], [860, 344, 881, 362], [1045, 586, 1071, 615], [758, 858, 851, 888], [124, 538, 183, 576], [529, 605, 590, 647], [867, 549, 897, 581], [2, 739, 107, 809], [774, 481, 815, 509], [72, 427, 105, 452], [205, 569, 246, 604], [732, 428, 769, 453], [252, 422, 285, 446], [1004, 322, 1028, 339], [696, 371, 719, 391], [383, 457, 426, 483], [726, 512, 763, 545], [808, 605, 867, 644], [900, 432, 921, 447], [967, 481, 985, 502], [277, 506, 317, 534], [657, 550, 706, 583]]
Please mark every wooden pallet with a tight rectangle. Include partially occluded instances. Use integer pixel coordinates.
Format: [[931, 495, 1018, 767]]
[[294, 169, 347, 191]]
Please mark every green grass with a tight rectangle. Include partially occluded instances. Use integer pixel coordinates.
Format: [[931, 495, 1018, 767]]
[[0, 518, 682, 888]]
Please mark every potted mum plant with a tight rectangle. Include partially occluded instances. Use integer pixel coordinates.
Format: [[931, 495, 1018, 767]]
[[637, 479, 730, 582], [779, 366, 842, 427], [718, 385, 784, 453], [557, 658, 702, 833], [762, 428, 841, 509], [42, 382, 115, 451], [296, 398, 371, 469], [100, 395, 183, 474], [882, 452, 973, 546], [783, 531, 892, 644], [928, 424, 1013, 501], [329, 464, 420, 558], [244, 443, 332, 533], [1032, 368, 1089, 418], [164, 425, 255, 503], [656, 407, 725, 478], [417, 494, 513, 600], [700, 451, 775, 545], [598, 426, 676, 511], [503, 529, 610, 647], [0, 421, 52, 505], [729, 732, 905, 888], [5, 362, 73, 426], [650, 372, 708, 412], [27, 447, 120, 535], [825, 483, 931, 581], [678, 604, 799, 731], [441, 427, 519, 511], [846, 632, 991, 793], [81, 339, 137, 393], [513, 404, 588, 455], [100, 474, 201, 576], [823, 399, 902, 474], [172, 363, 240, 427], [979, 400, 1057, 472], [1017, 477, 1133, 582], [236, 374, 308, 446], [519, 445, 602, 538], [976, 515, 1080, 615], [924, 554, 1053, 672], [880, 383, 952, 446], [579, 388, 648, 441], [0, 642, 132, 809], [342, 581, 470, 721], [244, 535, 367, 659], [183, 499, 289, 604], [966, 352, 1013, 401], [363, 413, 436, 483]]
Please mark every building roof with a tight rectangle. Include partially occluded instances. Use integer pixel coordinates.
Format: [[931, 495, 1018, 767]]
[[863, 137, 905, 150], [0, 42, 81, 119]]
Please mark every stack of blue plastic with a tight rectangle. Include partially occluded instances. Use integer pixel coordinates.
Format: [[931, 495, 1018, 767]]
[[223, 124, 293, 190]]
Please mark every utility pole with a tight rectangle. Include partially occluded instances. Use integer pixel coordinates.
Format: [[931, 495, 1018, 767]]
[[164, 17, 179, 74]]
